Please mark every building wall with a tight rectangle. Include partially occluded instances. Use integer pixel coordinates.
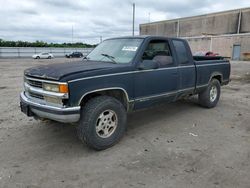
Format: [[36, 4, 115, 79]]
[[140, 8, 250, 37], [241, 9, 250, 33], [186, 35, 250, 59], [139, 8, 250, 60]]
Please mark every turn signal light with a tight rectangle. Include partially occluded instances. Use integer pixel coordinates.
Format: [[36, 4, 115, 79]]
[[59, 84, 68, 93]]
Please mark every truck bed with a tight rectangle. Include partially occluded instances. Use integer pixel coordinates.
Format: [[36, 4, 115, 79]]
[[194, 59, 230, 90]]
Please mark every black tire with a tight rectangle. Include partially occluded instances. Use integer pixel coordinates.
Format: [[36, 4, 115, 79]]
[[48, 56, 51, 59], [198, 79, 221, 108], [36, 56, 40, 59], [77, 96, 127, 150]]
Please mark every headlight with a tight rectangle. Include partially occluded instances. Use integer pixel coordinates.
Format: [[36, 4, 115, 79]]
[[43, 83, 68, 93], [43, 83, 59, 92]]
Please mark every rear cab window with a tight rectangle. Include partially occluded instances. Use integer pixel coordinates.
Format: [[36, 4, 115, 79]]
[[172, 40, 190, 65]]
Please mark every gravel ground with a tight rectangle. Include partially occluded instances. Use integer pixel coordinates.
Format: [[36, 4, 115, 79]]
[[0, 58, 249, 188]]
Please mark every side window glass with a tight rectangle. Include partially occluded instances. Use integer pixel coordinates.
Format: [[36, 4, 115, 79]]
[[142, 40, 173, 67], [172, 40, 189, 64]]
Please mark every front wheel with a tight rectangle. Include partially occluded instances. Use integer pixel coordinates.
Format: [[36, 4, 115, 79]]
[[198, 79, 221, 108], [77, 96, 127, 150]]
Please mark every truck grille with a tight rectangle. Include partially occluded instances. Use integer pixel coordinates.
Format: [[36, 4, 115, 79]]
[[23, 76, 66, 106], [28, 92, 44, 100], [25, 77, 44, 100], [26, 79, 43, 88]]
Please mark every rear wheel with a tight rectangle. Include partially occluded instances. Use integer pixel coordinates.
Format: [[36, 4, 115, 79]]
[[77, 96, 127, 150], [198, 79, 221, 108], [36, 56, 40, 59], [48, 56, 51, 59]]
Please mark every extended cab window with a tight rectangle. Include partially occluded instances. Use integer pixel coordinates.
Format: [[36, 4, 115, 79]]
[[142, 40, 173, 67], [172, 40, 189, 64]]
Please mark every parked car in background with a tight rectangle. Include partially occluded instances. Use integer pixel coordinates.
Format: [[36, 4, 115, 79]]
[[65, 52, 83, 58], [32, 53, 54, 59]]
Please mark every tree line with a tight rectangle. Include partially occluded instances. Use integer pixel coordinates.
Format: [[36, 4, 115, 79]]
[[0, 39, 96, 48]]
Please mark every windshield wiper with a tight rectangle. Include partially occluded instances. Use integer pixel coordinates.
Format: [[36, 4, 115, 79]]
[[101, 53, 117, 64]]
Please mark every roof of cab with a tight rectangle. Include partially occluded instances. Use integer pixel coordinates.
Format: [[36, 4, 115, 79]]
[[105, 35, 180, 41]]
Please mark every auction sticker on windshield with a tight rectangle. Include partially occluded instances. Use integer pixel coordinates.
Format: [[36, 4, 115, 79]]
[[122, 46, 138, 51]]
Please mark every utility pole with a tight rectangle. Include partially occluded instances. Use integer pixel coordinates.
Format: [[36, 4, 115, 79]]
[[148, 12, 151, 23], [71, 25, 74, 44], [100, 36, 103, 43], [132, 3, 135, 36]]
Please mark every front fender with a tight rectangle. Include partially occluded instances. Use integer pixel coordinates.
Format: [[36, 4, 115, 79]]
[[67, 74, 134, 107]]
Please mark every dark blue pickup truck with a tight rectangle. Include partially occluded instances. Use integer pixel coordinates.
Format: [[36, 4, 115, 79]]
[[20, 36, 230, 150]]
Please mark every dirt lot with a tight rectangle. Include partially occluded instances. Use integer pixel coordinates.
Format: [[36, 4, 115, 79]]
[[0, 58, 250, 188]]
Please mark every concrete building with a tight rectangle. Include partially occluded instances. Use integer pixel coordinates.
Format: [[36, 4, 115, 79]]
[[140, 7, 250, 60]]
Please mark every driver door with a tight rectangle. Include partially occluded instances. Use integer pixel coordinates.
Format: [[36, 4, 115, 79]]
[[134, 39, 179, 109]]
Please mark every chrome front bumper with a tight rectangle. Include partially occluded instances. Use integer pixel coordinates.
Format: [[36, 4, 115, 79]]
[[20, 92, 80, 123]]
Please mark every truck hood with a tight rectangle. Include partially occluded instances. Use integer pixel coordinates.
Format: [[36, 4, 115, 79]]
[[24, 60, 117, 81]]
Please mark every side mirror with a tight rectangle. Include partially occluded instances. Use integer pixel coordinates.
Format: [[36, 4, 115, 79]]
[[138, 60, 159, 70]]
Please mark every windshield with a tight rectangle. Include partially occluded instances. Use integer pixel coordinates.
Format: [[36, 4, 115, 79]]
[[86, 38, 143, 64]]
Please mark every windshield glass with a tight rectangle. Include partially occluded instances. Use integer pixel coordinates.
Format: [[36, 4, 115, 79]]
[[87, 38, 143, 64]]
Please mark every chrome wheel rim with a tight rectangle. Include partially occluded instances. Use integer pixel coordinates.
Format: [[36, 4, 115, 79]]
[[210, 86, 217, 102], [95, 110, 118, 138]]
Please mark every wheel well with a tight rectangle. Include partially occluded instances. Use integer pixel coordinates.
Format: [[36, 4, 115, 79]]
[[80, 89, 129, 110], [211, 75, 222, 83]]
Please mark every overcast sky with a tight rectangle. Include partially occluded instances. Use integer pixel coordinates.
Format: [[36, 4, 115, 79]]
[[0, 0, 250, 44]]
